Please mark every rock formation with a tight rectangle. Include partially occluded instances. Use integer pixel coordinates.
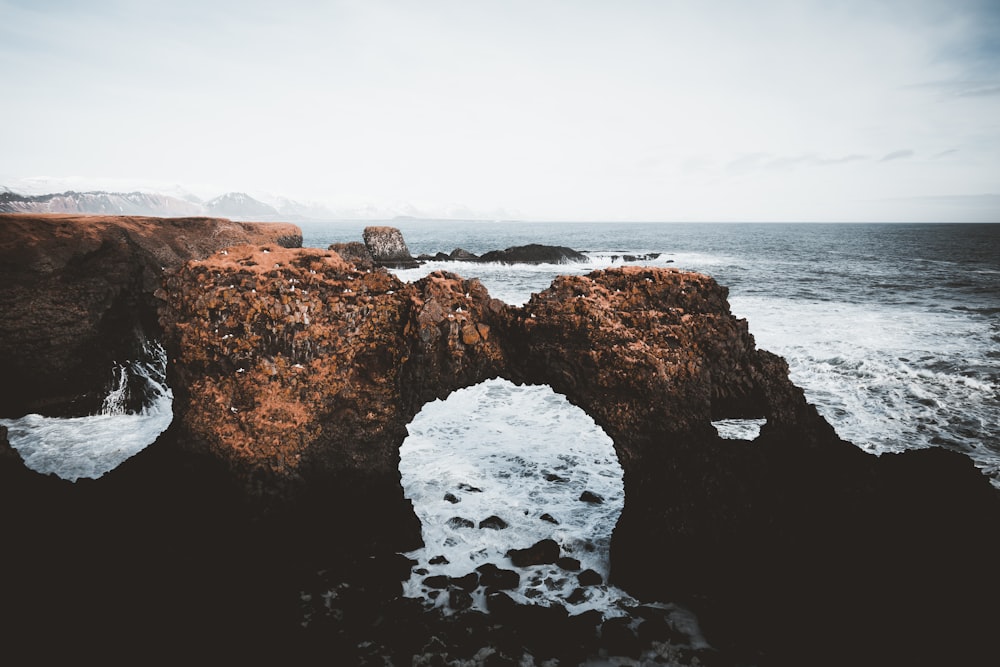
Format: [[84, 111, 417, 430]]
[[2, 217, 998, 666], [362, 225, 419, 268], [0, 213, 301, 417]]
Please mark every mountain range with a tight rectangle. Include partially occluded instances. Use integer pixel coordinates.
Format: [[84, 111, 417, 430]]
[[0, 187, 335, 221]]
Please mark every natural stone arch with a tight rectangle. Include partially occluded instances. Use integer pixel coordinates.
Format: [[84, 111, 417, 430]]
[[158, 245, 815, 587]]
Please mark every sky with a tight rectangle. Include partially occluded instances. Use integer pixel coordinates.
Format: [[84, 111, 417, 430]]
[[1, 0, 998, 222]]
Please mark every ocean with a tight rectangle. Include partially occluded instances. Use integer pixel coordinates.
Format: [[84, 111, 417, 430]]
[[3, 220, 998, 659]]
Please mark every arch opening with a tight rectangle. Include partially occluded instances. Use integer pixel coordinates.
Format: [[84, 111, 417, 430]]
[[399, 378, 633, 616]]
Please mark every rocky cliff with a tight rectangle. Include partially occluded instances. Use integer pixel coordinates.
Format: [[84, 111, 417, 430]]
[[2, 218, 998, 665], [0, 213, 302, 417]]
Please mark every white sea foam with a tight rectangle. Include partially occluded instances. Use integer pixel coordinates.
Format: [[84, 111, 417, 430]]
[[730, 295, 1000, 483], [712, 418, 767, 440], [0, 340, 173, 481], [400, 379, 640, 616]]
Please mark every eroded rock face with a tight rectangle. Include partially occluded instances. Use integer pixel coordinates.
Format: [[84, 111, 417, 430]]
[[0, 213, 302, 417], [158, 250, 1000, 665]]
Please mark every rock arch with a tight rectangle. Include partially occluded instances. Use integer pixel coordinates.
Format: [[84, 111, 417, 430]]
[[5, 220, 1000, 664], [156, 244, 823, 587]]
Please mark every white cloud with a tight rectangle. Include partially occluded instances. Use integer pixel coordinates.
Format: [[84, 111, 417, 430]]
[[1, 0, 998, 221]]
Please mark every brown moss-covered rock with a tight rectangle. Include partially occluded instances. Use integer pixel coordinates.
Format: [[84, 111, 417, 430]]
[[0, 213, 302, 417]]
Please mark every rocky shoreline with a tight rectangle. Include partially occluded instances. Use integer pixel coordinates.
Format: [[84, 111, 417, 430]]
[[2, 214, 1000, 666]]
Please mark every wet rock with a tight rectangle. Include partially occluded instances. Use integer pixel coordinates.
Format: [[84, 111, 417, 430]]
[[544, 472, 568, 482], [443, 493, 460, 504], [449, 248, 478, 261], [476, 564, 520, 591], [448, 589, 473, 612], [423, 575, 450, 589], [539, 513, 559, 525], [507, 538, 561, 567], [578, 569, 603, 587], [457, 483, 482, 493], [579, 490, 604, 503], [428, 555, 449, 565], [446, 517, 475, 529], [451, 573, 479, 592], [477, 243, 588, 264], [565, 587, 589, 605], [556, 556, 581, 571], [478, 515, 508, 530]]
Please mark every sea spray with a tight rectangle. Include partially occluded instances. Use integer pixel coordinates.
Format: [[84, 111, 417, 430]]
[[0, 339, 173, 481]]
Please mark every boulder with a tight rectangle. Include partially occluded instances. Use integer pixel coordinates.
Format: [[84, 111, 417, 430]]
[[507, 539, 561, 567], [362, 226, 419, 268]]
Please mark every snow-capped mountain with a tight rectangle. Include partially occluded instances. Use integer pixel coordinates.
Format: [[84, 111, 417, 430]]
[[0, 188, 333, 221], [0, 190, 204, 217]]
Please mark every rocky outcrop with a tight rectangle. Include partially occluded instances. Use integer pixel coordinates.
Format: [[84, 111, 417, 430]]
[[362, 225, 419, 268], [157, 248, 1000, 665], [416, 243, 589, 264], [478, 243, 588, 264], [0, 213, 302, 417]]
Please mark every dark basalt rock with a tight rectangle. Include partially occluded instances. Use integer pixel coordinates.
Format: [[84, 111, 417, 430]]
[[556, 556, 581, 571], [447, 517, 475, 529], [476, 563, 520, 591], [479, 515, 508, 530], [477, 243, 588, 264], [578, 569, 603, 587], [579, 490, 604, 503], [507, 538, 561, 567]]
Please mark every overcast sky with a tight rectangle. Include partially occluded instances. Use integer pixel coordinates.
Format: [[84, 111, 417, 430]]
[[2, 0, 998, 221]]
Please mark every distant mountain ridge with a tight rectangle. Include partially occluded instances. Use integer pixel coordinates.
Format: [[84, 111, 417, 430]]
[[0, 188, 327, 221]]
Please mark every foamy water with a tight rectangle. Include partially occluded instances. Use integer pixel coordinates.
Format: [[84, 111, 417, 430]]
[[0, 340, 173, 481], [398, 378, 708, 646], [400, 379, 628, 613]]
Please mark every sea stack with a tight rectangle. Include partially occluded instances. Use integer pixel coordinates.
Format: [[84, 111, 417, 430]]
[[363, 225, 419, 268]]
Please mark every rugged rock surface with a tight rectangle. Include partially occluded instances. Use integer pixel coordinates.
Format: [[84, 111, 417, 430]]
[[157, 251, 1000, 665], [2, 218, 999, 665], [362, 225, 419, 268], [417, 242, 589, 264], [0, 213, 301, 417], [478, 243, 589, 264]]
